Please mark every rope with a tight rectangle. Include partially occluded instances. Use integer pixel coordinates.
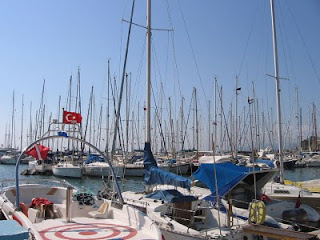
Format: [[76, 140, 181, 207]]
[[177, 0, 208, 109], [284, 0, 320, 85]]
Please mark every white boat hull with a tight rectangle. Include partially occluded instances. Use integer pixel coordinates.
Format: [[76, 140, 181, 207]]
[[84, 163, 124, 178], [52, 164, 82, 178], [0, 155, 16, 165], [263, 182, 320, 214], [169, 163, 189, 175]]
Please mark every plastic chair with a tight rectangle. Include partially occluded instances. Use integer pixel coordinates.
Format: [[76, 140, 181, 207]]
[[88, 201, 109, 218]]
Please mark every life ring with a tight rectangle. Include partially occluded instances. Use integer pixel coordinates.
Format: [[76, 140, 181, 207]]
[[248, 200, 266, 224]]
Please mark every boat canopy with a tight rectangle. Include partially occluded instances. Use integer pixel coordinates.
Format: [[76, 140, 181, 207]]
[[144, 142, 191, 190], [193, 162, 276, 197], [193, 162, 249, 197], [145, 189, 197, 203], [85, 154, 104, 164]]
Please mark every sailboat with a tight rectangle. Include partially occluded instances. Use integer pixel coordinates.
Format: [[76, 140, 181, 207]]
[[0, 92, 20, 165], [123, 144, 258, 240], [192, 162, 320, 226], [51, 110, 84, 179], [0, 133, 162, 240], [263, 0, 320, 215], [83, 153, 125, 178], [121, 1, 256, 239]]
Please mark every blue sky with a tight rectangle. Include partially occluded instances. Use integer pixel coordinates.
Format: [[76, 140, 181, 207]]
[[0, 0, 319, 151]]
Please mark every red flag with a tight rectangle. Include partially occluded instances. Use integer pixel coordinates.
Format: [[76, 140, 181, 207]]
[[26, 144, 50, 160], [63, 110, 82, 124], [295, 193, 302, 208]]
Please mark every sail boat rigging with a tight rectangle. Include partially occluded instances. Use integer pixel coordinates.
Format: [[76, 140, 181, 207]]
[[270, 0, 284, 183]]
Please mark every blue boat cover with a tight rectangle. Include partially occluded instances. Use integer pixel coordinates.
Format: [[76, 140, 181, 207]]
[[0, 220, 29, 240], [193, 162, 254, 197], [169, 159, 176, 164], [249, 158, 275, 168], [145, 189, 197, 203], [85, 154, 104, 164], [144, 142, 191, 190], [144, 142, 158, 173]]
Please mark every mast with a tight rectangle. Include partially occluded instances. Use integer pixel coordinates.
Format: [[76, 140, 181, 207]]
[[193, 88, 199, 156], [126, 73, 129, 161], [214, 78, 217, 154], [20, 95, 24, 151], [208, 100, 211, 150], [146, 0, 151, 144], [105, 60, 110, 153], [296, 88, 301, 153], [313, 103, 317, 151], [111, 0, 135, 160], [169, 97, 176, 158], [270, 0, 284, 183], [28, 102, 32, 146], [180, 97, 184, 154], [220, 86, 223, 153], [11, 91, 15, 149], [235, 77, 238, 159], [137, 101, 140, 149], [67, 75, 72, 150]]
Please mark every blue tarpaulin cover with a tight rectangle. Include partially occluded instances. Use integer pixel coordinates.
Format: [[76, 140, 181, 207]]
[[145, 189, 197, 203], [85, 154, 104, 164], [193, 162, 253, 197], [0, 220, 29, 240], [144, 142, 191, 190]]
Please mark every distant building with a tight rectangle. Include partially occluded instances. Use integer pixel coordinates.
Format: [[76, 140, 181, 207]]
[[301, 136, 320, 151]]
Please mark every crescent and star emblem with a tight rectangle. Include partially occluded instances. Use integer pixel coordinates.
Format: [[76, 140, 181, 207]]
[[65, 113, 76, 123]]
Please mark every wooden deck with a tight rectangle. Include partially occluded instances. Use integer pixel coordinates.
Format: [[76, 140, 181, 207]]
[[243, 224, 316, 240]]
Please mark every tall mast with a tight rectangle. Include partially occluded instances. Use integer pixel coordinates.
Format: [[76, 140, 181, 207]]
[[214, 78, 217, 154], [180, 97, 184, 154], [106, 60, 110, 153], [29, 102, 33, 146], [125, 73, 129, 160], [300, 107, 303, 152], [193, 88, 199, 156], [137, 102, 140, 149], [20, 95, 24, 151], [208, 100, 211, 150], [235, 76, 239, 159], [11, 91, 15, 149], [146, 0, 151, 144], [296, 88, 301, 153], [111, 0, 135, 159], [313, 103, 317, 151], [220, 86, 223, 153], [270, 0, 284, 183]]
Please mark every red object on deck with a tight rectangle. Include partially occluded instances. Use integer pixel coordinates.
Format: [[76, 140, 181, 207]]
[[30, 198, 53, 208]]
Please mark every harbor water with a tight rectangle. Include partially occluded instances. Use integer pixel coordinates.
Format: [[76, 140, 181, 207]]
[[0, 164, 145, 195], [1, 164, 319, 194]]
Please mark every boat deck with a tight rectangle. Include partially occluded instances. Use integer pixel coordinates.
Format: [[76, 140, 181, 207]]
[[243, 224, 316, 240], [33, 217, 154, 240]]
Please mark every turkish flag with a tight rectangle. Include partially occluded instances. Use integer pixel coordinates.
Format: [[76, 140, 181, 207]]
[[26, 144, 50, 160], [63, 110, 82, 124]]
